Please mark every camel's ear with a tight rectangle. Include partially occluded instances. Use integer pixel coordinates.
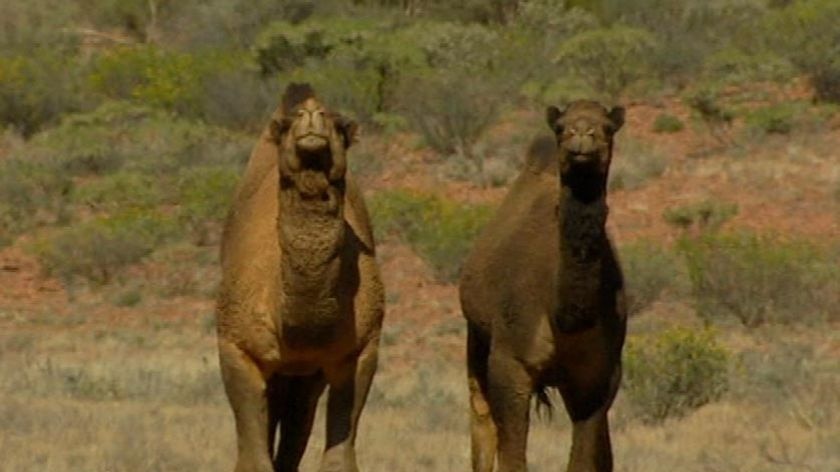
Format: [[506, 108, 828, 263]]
[[607, 106, 625, 133], [335, 116, 359, 149], [546, 105, 565, 134], [270, 117, 293, 143]]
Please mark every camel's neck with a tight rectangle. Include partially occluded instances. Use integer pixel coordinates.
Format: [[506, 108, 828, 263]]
[[555, 176, 608, 332], [276, 171, 346, 335]]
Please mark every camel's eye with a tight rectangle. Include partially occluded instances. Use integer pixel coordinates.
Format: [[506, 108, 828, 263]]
[[297, 109, 306, 117], [586, 128, 595, 136]]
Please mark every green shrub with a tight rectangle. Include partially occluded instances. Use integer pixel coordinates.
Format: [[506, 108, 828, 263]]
[[0, 52, 85, 137], [663, 199, 738, 233], [678, 233, 839, 327], [609, 138, 667, 191], [683, 86, 735, 146], [618, 240, 682, 317], [369, 190, 493, 283], [24, 101, 250, 177], [745, 103, 796, 135], [88, 46, 239, 117], [623, 327, 730, 423], [197, 68, 277, 131], [597, 1, 765, 87], [72, 171, 166, 213], [0, 158, 72, 245], [744, 102, 836, 136], [261, 19, 427, 123], [177, 166, 240, 246], [553, 25, 657, 100], [761, 0, 840, 103], [651, 113, 684, 134], [701, 48, 796, 87], [31, 211, 178, 284]]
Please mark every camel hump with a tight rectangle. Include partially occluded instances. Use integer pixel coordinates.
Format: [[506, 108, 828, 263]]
[[282, 83, 317, 115], [524, 134, 558, 175]]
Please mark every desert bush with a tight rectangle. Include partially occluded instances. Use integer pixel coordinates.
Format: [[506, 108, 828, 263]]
[[623, 327, 730, 424], [700, 48, 795, 88], [88, 46, 240, 117], [369, 190, 493, 282], [683, 86, 735, 146], [743, 102, 836, 136], [72, 171, 166, 213], [677, 233, 839, 327], [618, 240, 682, 317], [513, 6, 601, 102], [254, 18, 377, 76], [259, 19, 427, 123], [32, 211, 178, 284], [0, 159, 72, 245], [760, 0, 840, 103], [197, 68, 277, 131], [26, 101, 250, 177], [663, 199, 738, 233], [176, 166, 240, 246], [553, 25, 657, 100], [608, 138, 667, 191], [651, 113, 684, 134], [0, 52, 86, 137], [0, 0, 80, 52], [598, 0, 766, 87]]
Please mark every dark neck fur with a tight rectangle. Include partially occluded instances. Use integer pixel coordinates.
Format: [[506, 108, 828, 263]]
[[555, 168, 609, 332]]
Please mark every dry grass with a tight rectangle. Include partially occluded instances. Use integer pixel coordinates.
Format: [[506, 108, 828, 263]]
[[1, 305, 837, 471]]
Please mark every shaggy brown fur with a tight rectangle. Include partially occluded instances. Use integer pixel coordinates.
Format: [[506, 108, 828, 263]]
[[459, 100, 627, 472], [216, 84, 384, 472]]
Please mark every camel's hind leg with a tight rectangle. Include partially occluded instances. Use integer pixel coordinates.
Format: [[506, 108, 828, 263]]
[[271, 373, 327, 472], [561, 365, 621, 472], [218, 340, 274, 472], [467, 322, 497, 472], [487, 348, 532, 472]]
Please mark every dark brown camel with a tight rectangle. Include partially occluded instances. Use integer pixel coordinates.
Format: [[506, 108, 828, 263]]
[[459, 100, 627, 472]]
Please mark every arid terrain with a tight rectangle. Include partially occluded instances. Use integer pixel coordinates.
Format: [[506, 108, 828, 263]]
[[1, 1, 839, 470], [1, 94, 838, 471]]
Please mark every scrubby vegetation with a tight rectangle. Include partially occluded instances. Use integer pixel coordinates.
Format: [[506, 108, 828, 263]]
[[623, 327, 730, 423], [678, 233, 839, 327], [369, 190, 493, 283], [0, 2, 838, 469]]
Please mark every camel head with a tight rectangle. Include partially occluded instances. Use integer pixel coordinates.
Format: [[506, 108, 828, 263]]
[[546, 100, 624, 183], [270, 83, 358, 195]]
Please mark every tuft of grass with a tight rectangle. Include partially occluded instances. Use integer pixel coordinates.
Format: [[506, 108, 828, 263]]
[[651, 113, 684, 133], [663, 199, 738, 233], [623, 327, 730, 424]]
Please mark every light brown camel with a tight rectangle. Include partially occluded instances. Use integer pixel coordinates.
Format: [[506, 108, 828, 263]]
[[216, 84, 384, 472], [459, 100, 627, 472]]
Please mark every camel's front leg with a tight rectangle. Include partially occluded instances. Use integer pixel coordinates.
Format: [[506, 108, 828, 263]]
[[487, 349, 532, 472], [320, 340, 379, 472], [562, 365, 621, 472], [218, 339, 274, 472]]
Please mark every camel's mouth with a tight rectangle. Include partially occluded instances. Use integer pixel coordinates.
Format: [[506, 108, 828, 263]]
[[566, 151, 601, 165], [295, 133, 330, 153]]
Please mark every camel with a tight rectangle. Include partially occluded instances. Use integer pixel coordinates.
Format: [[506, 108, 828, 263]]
[[216, 83, 384, 472], [459, 100, 627, 472]]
